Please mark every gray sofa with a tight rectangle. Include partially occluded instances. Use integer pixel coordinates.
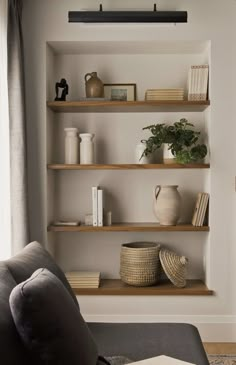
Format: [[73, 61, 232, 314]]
[[0, 241, 209, 365]]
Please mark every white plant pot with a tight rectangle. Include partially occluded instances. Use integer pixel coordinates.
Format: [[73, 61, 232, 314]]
[[135, 143, 150, 164], [163, 143, 175, 164]]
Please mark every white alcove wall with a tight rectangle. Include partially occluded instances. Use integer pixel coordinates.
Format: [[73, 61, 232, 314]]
[[46, 40, 210, 283]]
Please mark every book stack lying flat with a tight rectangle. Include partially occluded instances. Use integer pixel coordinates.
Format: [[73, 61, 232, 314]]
[[192, 192, 209, 227], [145, 89, 184, 101], [65, 272, 101, 289], [188, 64, 209, 101]]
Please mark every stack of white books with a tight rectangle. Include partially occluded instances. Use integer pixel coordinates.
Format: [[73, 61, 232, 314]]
[[92, 186, 104, 227], [65, 271, 101, 289], [192, 192, 209, 227], [188, 65, 209, 101], [145, 89, 184, 101]]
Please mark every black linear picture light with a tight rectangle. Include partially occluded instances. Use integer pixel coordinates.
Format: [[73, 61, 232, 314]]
[[68, 4, 188, 24]]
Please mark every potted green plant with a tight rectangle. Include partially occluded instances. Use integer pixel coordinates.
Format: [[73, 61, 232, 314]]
[[142, 118, 207, 164]]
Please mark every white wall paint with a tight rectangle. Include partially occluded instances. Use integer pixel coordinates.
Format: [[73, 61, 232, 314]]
[[22, 0, 236, 340]]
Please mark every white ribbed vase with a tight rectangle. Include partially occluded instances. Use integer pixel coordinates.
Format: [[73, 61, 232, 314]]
[[64, 128, 79, 164], [79, 133, 95, 164]]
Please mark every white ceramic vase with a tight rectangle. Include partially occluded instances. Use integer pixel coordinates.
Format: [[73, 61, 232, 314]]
[[64, 128, 79, 164], [135, 142, 150, 164], [153, 185, 181, 226], [163, 143, 175, 164], [80, 133, 95, 164]]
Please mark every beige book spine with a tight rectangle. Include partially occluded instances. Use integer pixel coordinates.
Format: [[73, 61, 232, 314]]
[[199, 193, 209, 226], [192, 193, 202, 226]]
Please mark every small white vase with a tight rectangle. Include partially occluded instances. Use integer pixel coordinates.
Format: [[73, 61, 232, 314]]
[[163, 144, 175, 164], [135, 143, 150, 164], [80, 133, 95, 164], [64, 128, 79, 164], [153, 185, 181, 226]]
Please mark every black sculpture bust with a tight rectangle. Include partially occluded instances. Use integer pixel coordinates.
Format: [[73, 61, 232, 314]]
[[55, 78, 69, 101]]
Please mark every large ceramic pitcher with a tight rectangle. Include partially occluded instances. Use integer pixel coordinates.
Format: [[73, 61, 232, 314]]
[[85, 72, 104, 98], [153, 185, 181, 226]]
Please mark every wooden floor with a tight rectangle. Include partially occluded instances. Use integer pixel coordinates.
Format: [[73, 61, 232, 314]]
[[204, 343, 236, 354]]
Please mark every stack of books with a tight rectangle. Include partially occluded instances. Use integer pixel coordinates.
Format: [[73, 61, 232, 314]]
[[145, 89, 184, 101], [92, 186, 104, 227], [65, 271, 101, 289], [188, 64, 209, 101], [192, 192, 209, 226]]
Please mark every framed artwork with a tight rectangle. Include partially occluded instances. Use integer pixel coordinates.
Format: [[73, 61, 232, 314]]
[[104, 83, 137, 101]]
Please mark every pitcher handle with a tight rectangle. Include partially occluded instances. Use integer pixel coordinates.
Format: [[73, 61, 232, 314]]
[[85, 73, 92, 83], [154, 185, 161, 200]]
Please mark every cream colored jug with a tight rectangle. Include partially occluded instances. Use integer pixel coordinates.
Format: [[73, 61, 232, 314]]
[[153, 185, 181, 226]]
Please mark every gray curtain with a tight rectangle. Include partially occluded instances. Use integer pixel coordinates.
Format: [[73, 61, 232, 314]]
[[8, 0, 29, 254]]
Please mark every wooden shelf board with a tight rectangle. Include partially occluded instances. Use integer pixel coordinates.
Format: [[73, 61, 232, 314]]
[[72, 279, 213, 296], [47, 163, 210, 170], [47, 100, 210, 113], [48, 223, 209, 232]]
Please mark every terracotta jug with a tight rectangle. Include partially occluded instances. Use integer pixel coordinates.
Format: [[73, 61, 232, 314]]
[[153, 185, 181, 226], [85, 72, 104, 98]]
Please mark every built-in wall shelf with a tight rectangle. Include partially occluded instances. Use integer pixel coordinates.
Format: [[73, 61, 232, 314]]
[[72, 279, 213, 296], [47, 163, 210, 170], [47, 100, 210, 113], [48, 223, 209, 232]]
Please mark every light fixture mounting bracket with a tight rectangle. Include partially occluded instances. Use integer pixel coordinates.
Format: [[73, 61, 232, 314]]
[[68, 4, 188, 24]]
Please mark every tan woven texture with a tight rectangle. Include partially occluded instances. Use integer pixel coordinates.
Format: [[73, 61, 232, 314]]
[[159, 248, 188, 288], [120, 242, 161, 287]]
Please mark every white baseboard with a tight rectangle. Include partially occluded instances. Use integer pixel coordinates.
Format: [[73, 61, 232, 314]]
[[84, 314, 236, 342]]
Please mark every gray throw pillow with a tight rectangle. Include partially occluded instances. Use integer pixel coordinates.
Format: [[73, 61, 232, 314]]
[[6, 241, 78, 307], [10, 268, 98, 365]]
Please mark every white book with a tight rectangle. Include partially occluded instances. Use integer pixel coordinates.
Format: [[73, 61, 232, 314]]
[[196, 66, 201, 100], [187, 68, 192, 99], [129, 355, 194, 365], [54, 221, 80, 226], [199, 66, 204, 100], [202, 65, 209, 100], [92, 187, 98, 226], [66, 271, 100, 278], [193, 66, 198, 100], [98, 189, 103, 227], [188, 66, 196, 100]]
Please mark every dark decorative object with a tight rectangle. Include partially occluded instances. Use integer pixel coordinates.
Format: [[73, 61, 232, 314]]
[[55, 78, 69, 101], [68, 4, 188, 24]]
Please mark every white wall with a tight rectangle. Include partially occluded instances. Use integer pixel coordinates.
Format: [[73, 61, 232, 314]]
[[22, 0, 236, 341]]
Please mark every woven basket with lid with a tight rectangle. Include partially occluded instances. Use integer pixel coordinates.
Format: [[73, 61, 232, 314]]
[[120, 242, 161, 287]]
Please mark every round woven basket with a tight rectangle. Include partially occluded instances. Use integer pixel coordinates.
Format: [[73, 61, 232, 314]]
[[120, 242, 161, 287]]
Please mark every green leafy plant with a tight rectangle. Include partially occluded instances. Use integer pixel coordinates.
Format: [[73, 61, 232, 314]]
[[142, 118, 207, 164]]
